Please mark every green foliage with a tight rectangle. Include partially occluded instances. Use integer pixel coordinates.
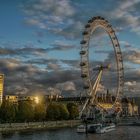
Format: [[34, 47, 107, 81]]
[[58, 103, 69, 120], [67, 102, 79, 119], [0, 100, 79, 122], [46, 102, 60, 120], [0, 100, 16, 123], [17, 101, 34, 122], [34, 103, 46, 121], [46, 102, 69, 120]]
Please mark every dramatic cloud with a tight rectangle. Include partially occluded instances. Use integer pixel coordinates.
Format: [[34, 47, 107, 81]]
[[22, 0, 75, 29], [123, 49, 140, 64], [56, 81, 76, 91], [50, 41, 77, 51], [125, 81, 136, 86], [120, 41, 132, 48], [1, 0, 140, 97], [107, 0, 140, 35], [22, 0, 140, 39], [47, 62, 61, 71], [0, 46, 47, 57]]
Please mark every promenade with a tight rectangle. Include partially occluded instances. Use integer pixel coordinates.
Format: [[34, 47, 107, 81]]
[[0, 120, 81, 132]]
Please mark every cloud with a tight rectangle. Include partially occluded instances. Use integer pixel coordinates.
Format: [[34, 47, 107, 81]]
[[0, 46, 47, 57], [21, 0, 140, 40], [47, 62, 61, 71], [56, 81, 76, 91], [2, 0, 140, 97], [124, 80, 140, 96], [125, 81, 136, 86], [120, 41, 132, 48], [108, 0, 140, 35], [123, 49, 140, 64], [51, 41, 77, 51], [22, 0, 75, 29]]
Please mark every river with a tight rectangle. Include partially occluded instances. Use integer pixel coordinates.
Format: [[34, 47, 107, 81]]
[[0, 126, 140, 140]]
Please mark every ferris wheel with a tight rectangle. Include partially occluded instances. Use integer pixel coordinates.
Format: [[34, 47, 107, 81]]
[[79, 16, 124, 116]]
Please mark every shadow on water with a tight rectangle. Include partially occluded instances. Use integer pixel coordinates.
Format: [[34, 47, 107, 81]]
[[18, 130, 34, 136], [1, 132, 15, 139]]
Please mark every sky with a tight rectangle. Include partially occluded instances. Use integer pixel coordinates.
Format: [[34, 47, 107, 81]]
[[0, 0, 140, 96]]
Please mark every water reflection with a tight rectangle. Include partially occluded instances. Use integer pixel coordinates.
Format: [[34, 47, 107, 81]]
[[1, 132, 14, 139], [0, 126, 140, 140]]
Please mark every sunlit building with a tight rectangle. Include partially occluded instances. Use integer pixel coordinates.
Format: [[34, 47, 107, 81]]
[[0, 74, 4, 105], [121, 98, 139, 116], [4, 95, 18, 103]]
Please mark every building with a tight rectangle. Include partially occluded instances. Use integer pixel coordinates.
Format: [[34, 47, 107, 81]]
[[121, 97, 139, 116], [0, 74, 4, 105], [4, 95, 18, 103]]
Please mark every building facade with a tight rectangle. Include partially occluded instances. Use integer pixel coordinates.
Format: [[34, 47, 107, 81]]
[[0, 74, 4, 105], [121, 98, 139, 116]]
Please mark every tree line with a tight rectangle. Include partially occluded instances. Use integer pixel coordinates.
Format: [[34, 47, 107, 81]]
[[0, 100, 79, 123]]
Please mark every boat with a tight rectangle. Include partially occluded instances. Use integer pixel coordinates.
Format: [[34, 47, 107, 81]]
[[96, 123, 116, 134], [88, 123, 102, 133], [76, 123, 102, 133], [77, 125, 86, 133]]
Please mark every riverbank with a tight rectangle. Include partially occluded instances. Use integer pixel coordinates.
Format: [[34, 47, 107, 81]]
[[0, 120, 82, 132]]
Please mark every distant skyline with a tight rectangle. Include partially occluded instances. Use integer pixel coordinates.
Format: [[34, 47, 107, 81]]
[[0, 0, 140, 96]]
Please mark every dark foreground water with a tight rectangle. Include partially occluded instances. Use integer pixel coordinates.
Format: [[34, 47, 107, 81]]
[[0, 126, 140, 140]]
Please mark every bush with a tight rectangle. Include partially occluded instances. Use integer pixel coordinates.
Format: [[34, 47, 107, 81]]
[[34, 103, 46, 121], [67, 103, 79, 119], [58, 103, 69, 120], [17, 100, 34, 122], [46, 102, 69, 120], [0, 100, 16, 123]]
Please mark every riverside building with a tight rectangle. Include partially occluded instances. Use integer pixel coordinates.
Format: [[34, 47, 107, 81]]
[[0, 74, 4, 105]]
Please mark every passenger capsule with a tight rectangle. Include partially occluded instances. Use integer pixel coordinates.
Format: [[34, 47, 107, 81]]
[[92, 17, 97, 20], [112, 37, 116, 40], [80, 50, 86, 55], [95, 16, 100, 19], [117, 52, 121, 55], [120, 67, 123, 70], [100, 17, 104, 20], [110, 30, 115, 34], [85, 24, 91, 28], [119, 76, 123, 79], [81, 74, 87, 78], [80, 62, 86, 67], [107, 24, 112, 28], [88, 19, 93, 23], [83, 85, 89, 89], [80, 40, 87, 44], [82, 31, 89, 35]]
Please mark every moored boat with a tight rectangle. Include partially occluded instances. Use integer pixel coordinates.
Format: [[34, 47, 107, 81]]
[[96, 123, 116, 134], [77, 125, 86, 133], [88, 123, 102, 133], [77, 123, 102, 133]]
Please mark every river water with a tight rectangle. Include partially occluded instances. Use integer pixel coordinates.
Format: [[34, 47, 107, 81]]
[[0, 126, 140, 140]]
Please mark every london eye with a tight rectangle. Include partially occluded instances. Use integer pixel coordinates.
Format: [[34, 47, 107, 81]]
[[79, 16, 124, 117]]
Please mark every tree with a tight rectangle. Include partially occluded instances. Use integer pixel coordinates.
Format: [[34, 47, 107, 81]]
[[58, 103, 69, 120], [17, 100, 34, 122], [0, 100, 16, 123], [46, 102, 60, 120], [67, 103, 79, 119], [34, 103, 46, 121], [46, 103, 69, 120]]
